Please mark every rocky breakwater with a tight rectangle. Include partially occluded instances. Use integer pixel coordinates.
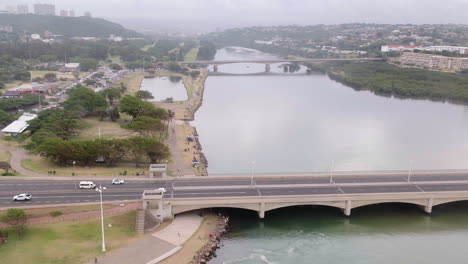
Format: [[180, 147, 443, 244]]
[[190, 214, 229, 264]]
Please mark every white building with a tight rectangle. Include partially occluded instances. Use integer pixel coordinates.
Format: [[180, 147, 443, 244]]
[[381, 45, 421, 52], [426, 46, 468, 54], [1, 113, 38, 137]]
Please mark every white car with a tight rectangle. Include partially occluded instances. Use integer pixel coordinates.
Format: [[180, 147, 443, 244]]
[[112, 179, 125, 185], [155, 188, 166, 194], [79, 181, 96, 189], [13, 194, 32, 201]]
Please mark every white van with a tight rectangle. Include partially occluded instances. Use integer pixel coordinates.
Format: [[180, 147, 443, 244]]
[[79, 181, 96, 189]]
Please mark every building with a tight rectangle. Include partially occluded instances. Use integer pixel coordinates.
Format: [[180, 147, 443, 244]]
[[17, 5, 29, 14], [0, 25, 13, 33], [84, 11, 92, 17], [59, 10, 68, 17], [398, 52, 468, 72], [381, 45, 421, 52], [5, 6, 15, 14], [1, 113, 38, 137], [34, 4, 55, 16], [5, 83, 54, 96], [59, 63, 80, 73], [69, 10, 75, 17], [426, 46, 468, 55]]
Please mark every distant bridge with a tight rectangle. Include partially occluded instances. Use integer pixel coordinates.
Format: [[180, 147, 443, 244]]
[[179, 57, 382, 72]]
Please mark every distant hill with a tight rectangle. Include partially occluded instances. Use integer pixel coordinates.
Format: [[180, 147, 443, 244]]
[[0, 14, 144, 38]]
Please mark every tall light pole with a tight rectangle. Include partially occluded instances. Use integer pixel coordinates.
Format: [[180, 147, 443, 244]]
[[248, 161, 256, 185], [330, 160, 335, 184], [96, 185, 107, 252], [407, 160, 413, 182]]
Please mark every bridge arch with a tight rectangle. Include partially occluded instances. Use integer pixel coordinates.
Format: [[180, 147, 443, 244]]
[[172, 204, 260, 215], [351, 200, 428, 210], [432, 198, 468, 207]]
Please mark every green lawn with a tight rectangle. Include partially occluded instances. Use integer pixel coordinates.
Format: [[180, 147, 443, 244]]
[[184, 48, 199, 62], [29, 70, 57, 79], [0, 211, 138, 264]]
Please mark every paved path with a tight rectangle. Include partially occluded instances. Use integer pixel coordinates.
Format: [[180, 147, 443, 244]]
[[167, 120, 194, 176], [0, 202, 141, 228], [93, 211, 203, 264], [0, 145, 48, 177]]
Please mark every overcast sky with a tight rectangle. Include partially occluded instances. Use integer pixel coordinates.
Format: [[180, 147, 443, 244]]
[[3, 0, 468, 32]]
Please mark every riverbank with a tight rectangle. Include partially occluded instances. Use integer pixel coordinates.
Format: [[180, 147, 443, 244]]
[[307, 61, 468, 105]]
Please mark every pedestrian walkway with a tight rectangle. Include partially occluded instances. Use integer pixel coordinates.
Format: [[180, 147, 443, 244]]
[[0, 202, 141, 228], [92, 211, 204, 264]]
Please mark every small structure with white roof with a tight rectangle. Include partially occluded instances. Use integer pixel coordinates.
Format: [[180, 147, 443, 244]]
[[1, 113, 38, 137]]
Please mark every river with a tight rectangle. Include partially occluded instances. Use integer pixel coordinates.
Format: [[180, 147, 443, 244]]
[[193, 47, 468, 264]]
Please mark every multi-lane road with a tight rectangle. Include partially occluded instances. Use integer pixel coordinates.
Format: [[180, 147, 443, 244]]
[[3, 173, 468, 207]]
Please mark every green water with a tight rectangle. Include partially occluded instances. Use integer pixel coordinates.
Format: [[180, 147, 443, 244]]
[[210, 203, 468, 263]]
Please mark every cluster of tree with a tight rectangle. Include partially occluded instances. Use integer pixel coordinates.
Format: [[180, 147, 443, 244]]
[[0, 94, 44, 111], [37, 137, 169, 167], [26, 109, 81, 149], [314, 62, 468, 103], [0, 14, 143, 38], [197, 41, 217, 61], [0, 110, 17, 127], [0, 208, 27, 240], [0, 56, 30, 85], [120, 95, 169, 120], [63, 86, 108, 117]]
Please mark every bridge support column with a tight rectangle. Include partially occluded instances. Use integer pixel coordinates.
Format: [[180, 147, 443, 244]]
[[258, 202, 265, 219], [343, 200, 352, 216], [423, 198, 434, 214], [213, 65, 218, 72], [265, 64, 270, 73]]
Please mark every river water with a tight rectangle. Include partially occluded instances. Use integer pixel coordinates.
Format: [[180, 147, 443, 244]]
[[194, 47, 468, 264]]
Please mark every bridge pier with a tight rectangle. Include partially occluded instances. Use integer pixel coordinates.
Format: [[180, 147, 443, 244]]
[[213, 65, 218, 72], [265, 64, 270, 73], [343, 200, 352, 216], [423, 198, 434, 214], [258, 202, 266, 219]]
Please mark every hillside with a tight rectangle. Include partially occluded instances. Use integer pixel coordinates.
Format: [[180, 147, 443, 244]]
[[0, 14, 144, 38]]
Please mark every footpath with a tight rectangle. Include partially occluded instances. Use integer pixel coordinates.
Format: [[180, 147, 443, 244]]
[[0, 202, 141, 228], [91, 212, 204, 264]]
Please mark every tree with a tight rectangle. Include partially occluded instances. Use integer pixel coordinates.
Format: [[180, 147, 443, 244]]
[[100, 88, 122, 106], [43, 72, 57, 81], [95, 139, 128, 167], [136, 90, 154, 100], [190, 70, 200, 78], [126, 137, 154, 167], [119, 95, 145, 119], [0, 110, 15, 127], [109, 63, 123, 71], [2, 208, 27, 237], [78, 58, 99, 72], [146, 141, 170, 164], [108, 107, 120, 122], [125, 116, 166, 139], [63, 86, 108, 116]]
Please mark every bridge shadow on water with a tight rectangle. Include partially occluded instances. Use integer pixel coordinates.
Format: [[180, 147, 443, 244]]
[[210, 201, 468, 239]]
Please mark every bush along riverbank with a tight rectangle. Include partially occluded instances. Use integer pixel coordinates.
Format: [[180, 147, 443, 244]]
[[307, 61, 468, 104], [190, 213, 229, 264]]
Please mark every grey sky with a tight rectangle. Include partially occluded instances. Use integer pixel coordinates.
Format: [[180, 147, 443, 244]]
[[3, 0, 468, 32]]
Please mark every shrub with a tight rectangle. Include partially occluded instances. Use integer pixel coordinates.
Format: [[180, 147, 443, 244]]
[[1, 172, 16, 176], [49, 211, 63, 217]]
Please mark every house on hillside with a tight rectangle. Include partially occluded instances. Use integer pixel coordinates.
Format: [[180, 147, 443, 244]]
[[59, 63, 80, 73]]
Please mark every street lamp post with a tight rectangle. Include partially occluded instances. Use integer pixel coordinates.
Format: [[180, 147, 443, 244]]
[[330, 160, 335, 184], [72, 161, 76, 176], [96, 185, 107, 252], [407, 160, 413, 182], [249, 161, 256, 185]]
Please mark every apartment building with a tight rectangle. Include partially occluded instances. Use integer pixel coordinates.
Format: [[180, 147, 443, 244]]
[[399, 52, 468, 72]]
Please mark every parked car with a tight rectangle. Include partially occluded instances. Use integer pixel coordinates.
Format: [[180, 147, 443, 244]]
[[95, 157, 106, 163], [112, 179, 125, 185], [79, 181, 96, 189], [13, 193, 32, 201]]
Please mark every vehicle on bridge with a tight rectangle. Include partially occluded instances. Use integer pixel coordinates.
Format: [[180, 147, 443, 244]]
[[13, 193, 32, 201]]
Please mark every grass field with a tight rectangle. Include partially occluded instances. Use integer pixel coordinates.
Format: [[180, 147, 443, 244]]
[[0, 150, 11, 163], [184, 48, 199, 62], [0, 211, 138, 264], [22, 157, 150, 177], [29, 70, 57, 79], [0, 204, 119, 219], [75, 118, 136, 141], [4, 80, 23, 89], [115, 72, 145, 95]]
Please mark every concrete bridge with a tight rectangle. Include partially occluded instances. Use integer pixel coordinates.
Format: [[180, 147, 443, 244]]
[[179, 57, 383, 73], [142, 171, 468, 220]]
